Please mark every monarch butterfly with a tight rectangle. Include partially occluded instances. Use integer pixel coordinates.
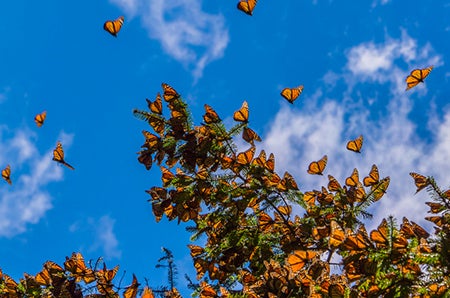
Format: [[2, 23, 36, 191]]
[[2, 165, 12, 185], [343, 225, 371, 251], [329, 221, 345, 248], [327, 175, 342, 192], [400, 217, 429, 239], [410, 172, 428, 193], [96, 264, 119, 295], [52, 141, 75, 170], [363, 164, 379, 187], [237, 0, 257, 15], [141, 286, 155, 298], [370, 218, 389, 248], [426, 201, 445, 214], [346, 135, 363, 153], [287, 250, 318, 272], [64, 252, 95, 284], [161, 167, 175, 186], [280, 85, 304, 104], [307, 155, 327, 175], [203, 104, 220, 124], [34, 111, 47, 127], [405, 66, 433, 91], [199, 281, 217, 298], [161, 83, 180, 102], [371, 177, 390, 202], [242, 127, 261, 144], [233, 101, 249, 122], [146, 93, 163, 115], [188, 245, 204, 258], [103, 16, 124, 37], [345, 168, 360, 187], [280, 171, 298, 190], [236, 146, 255, 165], [123, 274, 140, 298]]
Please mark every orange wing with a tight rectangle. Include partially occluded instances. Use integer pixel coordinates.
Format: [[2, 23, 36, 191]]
[[203, 104, 220, 124], [363, 164, 379, 187], [346, 135, 363, 153], [281, 85, 304, 104], [52, 141, 75, 170], [161, 83, 180, 102], [405, 66, 433, 91], [345, 168, 360, 187], [103, 16, 124, 37], [233, 101, 249, 122], [236, 147, 256, 165], [146, 93, 163, 115], [1, 165, 12, 185], [307, 155, 327, 175], [34, 111, 47, 127], [237, 0, 257, 16], [287, 250, 318, 272], [410, 172, 428, 193]]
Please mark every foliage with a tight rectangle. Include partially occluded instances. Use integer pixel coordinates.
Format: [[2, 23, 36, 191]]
[[1, 83, 450, 297]]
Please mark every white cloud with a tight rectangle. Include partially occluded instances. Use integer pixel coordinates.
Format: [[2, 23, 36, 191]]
[[0, 129, 73, 237], [262, 31, 444, 230], [89, 215, 122, 259], [109, 0, 229, 80]]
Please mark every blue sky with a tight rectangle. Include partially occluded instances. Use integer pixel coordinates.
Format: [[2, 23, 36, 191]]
[[0, 0, 449, 295]]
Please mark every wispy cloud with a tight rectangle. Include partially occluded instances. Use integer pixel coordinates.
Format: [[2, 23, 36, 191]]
[[262, 31, 444, 229], [0, 129, 73, 237], [70, 215, 122, 259], [109, 0, 229, 80]]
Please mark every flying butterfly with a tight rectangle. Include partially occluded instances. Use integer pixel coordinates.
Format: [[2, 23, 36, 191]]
[[103, 16, 124, 37], [281, 85, 304, 104], [2, 165, 12, 185], [34, 111, 47, 127], [233, 101, 249, 122], [410, 172, 429, 193], [346, 135, 363, 153], [52, 141, 75, 170], [242, 127, 261, 144], [405, 66, 433, 91], [307, 155, 327, 175], [146, 93, 163, 115], [237, 0, 257, 16], [363, 164, 379, 187]]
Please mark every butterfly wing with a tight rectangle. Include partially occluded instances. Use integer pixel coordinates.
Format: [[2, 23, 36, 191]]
[[1, 165, 12, 185], [405, 66, 433, 90], [307, 155, 327, 175], [237, 0, 257, 15], [34, 111, 47, 127], [281, 85, 303, 104], [103, 16, 124, 37], [346, 135, 363, 153], [233, 101, 249, 122]]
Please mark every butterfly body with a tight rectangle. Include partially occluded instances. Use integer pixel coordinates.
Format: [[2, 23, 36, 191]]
[[103, 16, 124, 37]]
